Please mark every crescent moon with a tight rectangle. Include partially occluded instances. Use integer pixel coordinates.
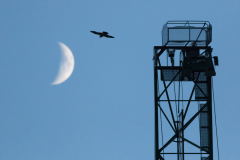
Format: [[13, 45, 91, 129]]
[[52, 42, 75, 85]]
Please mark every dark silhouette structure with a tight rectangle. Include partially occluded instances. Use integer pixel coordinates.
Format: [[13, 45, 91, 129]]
[[153, 21, 218, 160], [90, 31, 115, 38]]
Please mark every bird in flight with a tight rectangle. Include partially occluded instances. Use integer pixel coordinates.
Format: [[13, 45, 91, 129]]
[[90, 31, 115, 38]]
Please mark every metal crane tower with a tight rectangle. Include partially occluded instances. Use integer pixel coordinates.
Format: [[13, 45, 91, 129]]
[[153, 21, 218, 160]]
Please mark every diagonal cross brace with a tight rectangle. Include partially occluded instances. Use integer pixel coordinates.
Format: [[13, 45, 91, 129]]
[[159, 103, 207, 153]]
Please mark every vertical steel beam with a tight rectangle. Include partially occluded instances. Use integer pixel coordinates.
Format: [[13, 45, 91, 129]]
[[154, 49, 159, 160], [207, 76, 213, 160]]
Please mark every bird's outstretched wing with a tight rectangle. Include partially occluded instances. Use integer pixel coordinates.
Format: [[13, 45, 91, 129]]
[[90, 31, 101, 35], [105, 35, 115, 38], [103, 31, 109, 34]]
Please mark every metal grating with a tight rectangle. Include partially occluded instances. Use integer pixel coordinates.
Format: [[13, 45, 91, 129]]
[[194, 72, 207, 81], [195, 83, 208, 99], [200, 128, 209, 147], [161, 69, 181, 81], [201, 104, 208, 112], [201, 157, 209, 160], [160, 67, 207, 82], [160, 68, 208, 82], [200, 113, 209, 127], [199, 103, 210, 152]]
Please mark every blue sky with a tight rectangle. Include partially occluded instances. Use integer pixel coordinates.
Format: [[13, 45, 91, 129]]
[[0, 0, 239, 160]]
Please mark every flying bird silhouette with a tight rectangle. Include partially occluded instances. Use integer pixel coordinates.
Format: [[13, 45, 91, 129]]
[[90, 31, 115, 38]]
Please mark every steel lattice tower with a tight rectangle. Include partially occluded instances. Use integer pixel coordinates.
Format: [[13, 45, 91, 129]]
[[153, 21, 218, 160]]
